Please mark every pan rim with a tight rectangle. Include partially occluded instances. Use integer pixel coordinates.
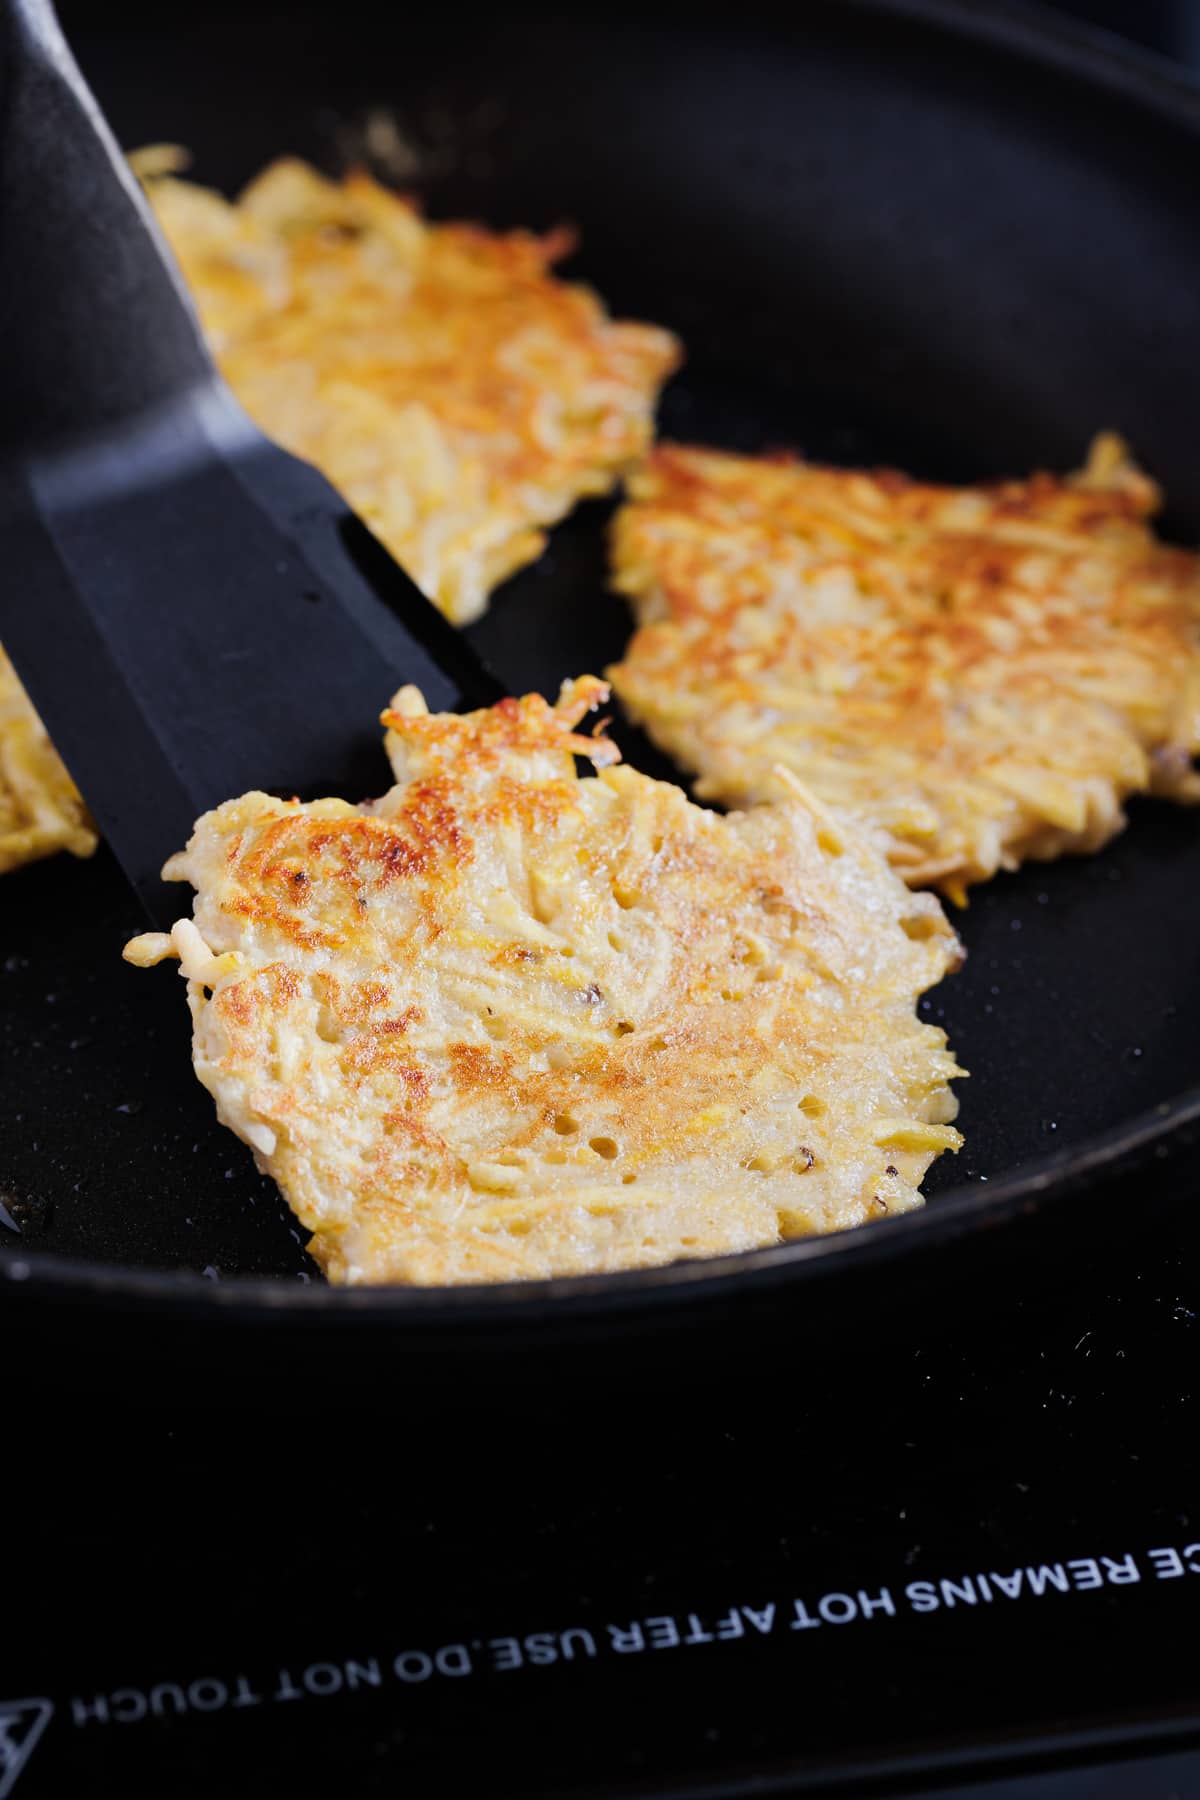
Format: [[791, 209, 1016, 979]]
[[6, 0, 1200, 1319], [847, 0, 1200, 128], [4, 1081, 1198, 1319]]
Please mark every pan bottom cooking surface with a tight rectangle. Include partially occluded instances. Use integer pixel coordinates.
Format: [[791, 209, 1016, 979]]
[[4, 355, 1200, 1280], [3, 2, 1200, 1795], [4, 0, 1200, 1315]]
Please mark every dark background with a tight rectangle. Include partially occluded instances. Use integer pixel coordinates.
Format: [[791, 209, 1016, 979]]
[[1048, 0, 1200, 63]]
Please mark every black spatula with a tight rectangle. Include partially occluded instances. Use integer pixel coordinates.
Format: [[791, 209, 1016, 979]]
[[0, 0, 501, 927]]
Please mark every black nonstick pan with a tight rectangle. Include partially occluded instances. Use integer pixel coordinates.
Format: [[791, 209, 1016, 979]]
[[4, 0, 1200, 1376]]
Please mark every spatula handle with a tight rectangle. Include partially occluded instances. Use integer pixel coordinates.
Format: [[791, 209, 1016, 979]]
[[0, 0, 215, 455]]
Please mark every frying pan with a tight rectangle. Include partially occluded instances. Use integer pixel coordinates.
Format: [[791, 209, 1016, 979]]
[[4, 0, 1200, 1377]]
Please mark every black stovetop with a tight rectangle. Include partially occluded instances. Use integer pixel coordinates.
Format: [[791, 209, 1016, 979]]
[[5, 3, 1200, 1796], [6, 1194, 1199, 1799]]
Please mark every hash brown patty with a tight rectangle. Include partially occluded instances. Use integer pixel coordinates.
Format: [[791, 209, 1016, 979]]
[[0, 653, 96, 876], [126, 680, 962, 1285], [609, 435, 1200, 902], [144, 153, 680, 626]]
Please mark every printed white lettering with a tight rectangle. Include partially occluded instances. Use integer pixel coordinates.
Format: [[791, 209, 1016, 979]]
[[344, 1661, 381, 1691], [70, 1696, 110, 1728], [818, 1593, 858, 1624], [149, 1684, 188, 1717], [742, 1605, 776, 1635], [56, 1531, 1189, 1734], [394, 1652, 433, 1684], [489, 1639, 522, 1672], [1025, 1564, 1069, 1596], [187, 1680, 227, 1713], [435, 1646, 472, 1678], [1102, 1556, 1140, 1585]]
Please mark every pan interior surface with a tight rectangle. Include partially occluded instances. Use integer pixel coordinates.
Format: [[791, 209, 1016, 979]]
[[5, 0, 1200, 1302]]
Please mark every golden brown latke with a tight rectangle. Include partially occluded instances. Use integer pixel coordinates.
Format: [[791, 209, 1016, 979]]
[[0, 155, 678, 880], [142, 152, 680, 625], [0, 651, 96, 876], [125, 680, 962, 1286], [609, 435, 1200, 902]]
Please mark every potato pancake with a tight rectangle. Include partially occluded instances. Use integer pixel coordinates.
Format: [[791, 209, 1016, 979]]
[[0, 153, 678, 879], [125, 680, 962, 1285], [0, 651, 96, 876], [608, 435, 1200, 902], [142, 152, 680, 625]]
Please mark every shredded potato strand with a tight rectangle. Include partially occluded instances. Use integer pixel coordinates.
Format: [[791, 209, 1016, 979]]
[[145, 156, 680, 627], [125, 679, 963, 1286], [609, 435, 1200, 897]]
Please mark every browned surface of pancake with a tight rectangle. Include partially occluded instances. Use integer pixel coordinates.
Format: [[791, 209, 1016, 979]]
[[609, 435, 1200, 901], [126, 680, 962, 1285]]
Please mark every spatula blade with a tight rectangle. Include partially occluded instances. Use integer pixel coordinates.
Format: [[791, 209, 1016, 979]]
[[0, 0, 500, 927], [0, 397, 500, 925]]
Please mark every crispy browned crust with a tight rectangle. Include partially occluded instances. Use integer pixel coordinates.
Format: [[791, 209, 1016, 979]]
[[609, 435, 1200, 901], [0, 650, 97, 875], [0, 157, 679, 879], [126, 680, 963, 1286], [143, 156, 680, 624]]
